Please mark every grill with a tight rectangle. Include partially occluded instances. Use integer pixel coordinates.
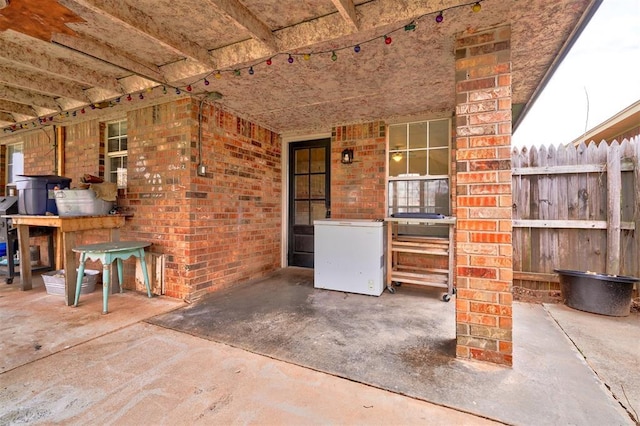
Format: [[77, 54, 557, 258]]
[[0, 196, 55, 284], [0, 196, 19, 283]]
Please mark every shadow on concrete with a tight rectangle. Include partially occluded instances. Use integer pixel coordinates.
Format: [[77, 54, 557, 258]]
[[149, 267, 634, 425]]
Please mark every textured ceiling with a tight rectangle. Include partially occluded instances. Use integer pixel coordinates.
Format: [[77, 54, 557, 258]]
[[0, 0, 598, 135]]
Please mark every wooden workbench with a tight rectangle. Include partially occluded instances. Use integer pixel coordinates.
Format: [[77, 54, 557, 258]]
[[7, 215, 125, 306]]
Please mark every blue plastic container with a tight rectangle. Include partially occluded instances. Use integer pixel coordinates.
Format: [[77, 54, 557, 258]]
[[15, 175, 72, 215]]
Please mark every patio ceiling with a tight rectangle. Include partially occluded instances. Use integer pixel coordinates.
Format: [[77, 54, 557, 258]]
[[0, 0, 598, 135]]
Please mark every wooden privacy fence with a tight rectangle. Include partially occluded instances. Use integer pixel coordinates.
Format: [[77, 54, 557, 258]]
[[512, 136, 639, 288]]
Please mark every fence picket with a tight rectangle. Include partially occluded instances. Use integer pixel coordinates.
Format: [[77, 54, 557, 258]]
[[512, 137, 638, 282]]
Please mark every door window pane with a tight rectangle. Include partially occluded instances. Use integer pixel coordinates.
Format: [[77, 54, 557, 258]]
[[311, 201, 326, 222], [295, 175, 309, 198], [310, 148, 325, 173], [295, 201, 309, 225], [310, 175, 325, 198], [295, 150, 309, 174]]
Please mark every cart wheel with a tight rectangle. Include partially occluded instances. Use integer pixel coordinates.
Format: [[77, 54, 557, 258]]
[[387, 286, 396, 294], [442, 294, 451, 302], [394, 281, 402, 287], [5, 278, 12, 284]]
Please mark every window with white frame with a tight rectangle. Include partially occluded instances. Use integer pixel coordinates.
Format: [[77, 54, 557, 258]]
[[105, 120, 127, 186], [387, 118, 451, 220], [6, 143, 24, 184]]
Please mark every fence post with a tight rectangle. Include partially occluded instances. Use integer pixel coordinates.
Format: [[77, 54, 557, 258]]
[[606, 141, 621, 275]]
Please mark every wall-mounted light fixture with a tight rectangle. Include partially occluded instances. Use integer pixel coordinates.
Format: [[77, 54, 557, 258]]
[[392, 152, 403, 162], [341, 148, 354, 164]]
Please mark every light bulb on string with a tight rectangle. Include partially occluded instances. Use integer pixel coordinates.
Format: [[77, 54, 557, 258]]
[[186, 85, 192, 92], [127, 94, 132, 101], [287, 54, 294, 64], [162, 86, 167, 94], [354, 45, 361, 53], [249, 66, 254, 75], [204, 78, 210, 86], [215, 71, 222, 79], [331, 51, 338, 61], [139, 93, 144, 99], [81, 108, 85, 114], [404, 22, 416, 31], [472, 2, 481, 12], [384, 35, 392, 44], [234, 69, 241, 76], [303, 53, 311, 61], [175, 88, 181, 94], [435, 11, 443, 23], [266, 58, 272, 66]]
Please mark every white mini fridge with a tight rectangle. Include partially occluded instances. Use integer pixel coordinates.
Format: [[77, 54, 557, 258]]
[[314, 219, 387, 296]]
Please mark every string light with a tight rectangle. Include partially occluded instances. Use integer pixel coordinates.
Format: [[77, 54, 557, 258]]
[[1, 0, 486, 134]]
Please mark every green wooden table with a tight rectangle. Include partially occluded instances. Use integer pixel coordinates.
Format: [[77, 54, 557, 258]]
[[73, 241, 152, 314]]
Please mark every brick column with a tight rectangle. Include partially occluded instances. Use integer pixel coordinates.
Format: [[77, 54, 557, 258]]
[[454, 26, 513, 366]]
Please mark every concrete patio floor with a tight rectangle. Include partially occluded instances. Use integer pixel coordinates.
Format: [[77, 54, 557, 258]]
[[0, 268, 637, 425]]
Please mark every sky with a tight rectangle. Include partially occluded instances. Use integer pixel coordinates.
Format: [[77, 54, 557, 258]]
[[512, 0, 640, 147]]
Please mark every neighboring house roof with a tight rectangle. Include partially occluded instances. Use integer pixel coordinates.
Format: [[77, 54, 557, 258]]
[[571, 99, 640, 146], [0, 0, 601, 134]]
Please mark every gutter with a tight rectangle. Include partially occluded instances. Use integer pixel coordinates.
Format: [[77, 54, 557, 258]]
[[513, 0, 604, 132]]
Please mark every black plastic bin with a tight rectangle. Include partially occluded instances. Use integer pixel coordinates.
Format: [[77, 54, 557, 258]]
[[554, 269, 638, 317], [15, 175, 72, 215]]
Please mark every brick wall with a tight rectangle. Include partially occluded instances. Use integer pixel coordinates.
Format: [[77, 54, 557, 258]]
[[454, 25, 513, 366], [121, 98, 281, 300], [331, 121, 386, 219], [3, 98, 281, 301]]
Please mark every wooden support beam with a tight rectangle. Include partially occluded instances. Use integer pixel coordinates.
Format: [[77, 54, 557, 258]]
[[61, 0, 216, 67], [331, 0, 359, 31], [0, 64, 90, 101], [0, 99, 36, 117], [0, 37, 123, 93], [52, 33, 164, 83], [208, 0, 277, 52], [0, 85, 61, 111]]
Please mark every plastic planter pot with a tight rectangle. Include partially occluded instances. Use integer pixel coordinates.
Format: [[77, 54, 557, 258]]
[[554, 269, 638, 317]]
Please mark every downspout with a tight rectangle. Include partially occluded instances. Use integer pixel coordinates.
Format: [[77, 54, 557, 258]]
[[196, 92, 223, 176], [55, 126, 65, 176], [513, 0, 604, 131]]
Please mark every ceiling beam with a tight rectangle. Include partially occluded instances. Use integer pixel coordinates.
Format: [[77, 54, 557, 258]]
[[331, 0, 359, 31], [0, 85, 61, 111], [207, 0, 277, 52], [60, 0, 216, 68], [0, 37, 123, 94], [52, 33, 164, 83], [0, 99, 37, 117], [0, 112, 16, 124], [165, 0, 446, 79], [0, 63, 90, 101]]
